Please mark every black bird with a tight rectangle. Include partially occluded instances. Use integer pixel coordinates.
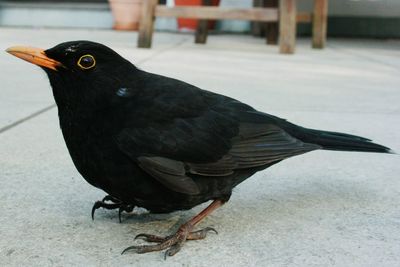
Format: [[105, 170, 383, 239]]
[[6, 41, 394, 257]]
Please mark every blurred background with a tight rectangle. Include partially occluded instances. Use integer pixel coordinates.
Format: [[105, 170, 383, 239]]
[[0, 0, 399, 38]]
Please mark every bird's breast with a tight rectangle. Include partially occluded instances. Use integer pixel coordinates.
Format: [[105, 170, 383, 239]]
[[58, 111, 113, 185]]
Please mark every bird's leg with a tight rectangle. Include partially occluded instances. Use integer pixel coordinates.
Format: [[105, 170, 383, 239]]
[[91, 195, 135, 223], [122, 199, 225, 258]]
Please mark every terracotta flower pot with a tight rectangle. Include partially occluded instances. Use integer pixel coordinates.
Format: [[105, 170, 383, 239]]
[[175, 0, 220, 31], [109, 0, 143, 31]]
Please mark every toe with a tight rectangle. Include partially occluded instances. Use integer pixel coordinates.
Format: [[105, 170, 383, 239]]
[[134, 233, 167, 243], [187, 227, 218, 240], [164, 244, 182, 259]]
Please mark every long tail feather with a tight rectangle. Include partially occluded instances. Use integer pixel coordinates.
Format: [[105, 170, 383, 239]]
[[297, 128, 392, 153]]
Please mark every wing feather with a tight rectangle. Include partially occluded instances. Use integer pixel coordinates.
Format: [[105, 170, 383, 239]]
[[115, 89, 319, 195]]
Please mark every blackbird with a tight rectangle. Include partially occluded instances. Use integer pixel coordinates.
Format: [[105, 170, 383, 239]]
[[6, 41, 394, 257]]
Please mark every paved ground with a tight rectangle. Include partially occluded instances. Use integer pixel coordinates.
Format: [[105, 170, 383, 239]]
[[0, 27, 399, 267]]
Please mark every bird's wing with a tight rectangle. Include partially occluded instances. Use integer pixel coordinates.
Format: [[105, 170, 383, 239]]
[[114, 84, 319, 195]]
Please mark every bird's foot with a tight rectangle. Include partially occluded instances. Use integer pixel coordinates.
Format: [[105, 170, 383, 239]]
[[122, 223, 218, 258], [91, 195, 134, 223]]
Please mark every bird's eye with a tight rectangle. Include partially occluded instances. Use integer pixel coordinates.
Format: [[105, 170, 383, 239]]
[[77, 54, 96, 70]]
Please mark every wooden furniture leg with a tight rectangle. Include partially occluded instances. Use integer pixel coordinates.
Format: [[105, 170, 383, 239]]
[[279, 0, 296, 54], [251, 0, 265, 37], [195, 0, 212, 44], [266, 0, 278, 45], [312, 0, 328, 49], [138, 0, 158, 48]]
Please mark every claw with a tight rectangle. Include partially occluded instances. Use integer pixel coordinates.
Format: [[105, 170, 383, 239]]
[[186, 227, 218, 240], [134, 233, 150, 240], [118, 207, 123, 223], [165, 244, 181, 259], [118, 204, 134, 223], [121, 245, 140, 255], [134, 234, 144, 240], [91, 195, 135, 222], [204, 227, 218, 235], [164, 251, 168, 260], [91, 201, 102, 220], [122, 244, 165, 254]]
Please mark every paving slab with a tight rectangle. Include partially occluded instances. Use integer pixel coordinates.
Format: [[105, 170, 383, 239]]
[[0, 28, 399, 267]]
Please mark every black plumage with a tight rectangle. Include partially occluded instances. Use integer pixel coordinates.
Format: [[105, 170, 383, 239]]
[[6, 41, 393, 257]]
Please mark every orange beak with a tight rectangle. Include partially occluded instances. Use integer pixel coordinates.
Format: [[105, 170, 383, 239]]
[[6, 46, 63, 71]]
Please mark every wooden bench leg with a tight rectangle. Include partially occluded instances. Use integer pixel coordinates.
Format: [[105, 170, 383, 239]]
[[279, 0, 297, 54], [266, 23, 278, 45], [138, 0, 158, 48], [195, 0, 212, 44], [195, 20, 209, 44], [312, 0, 328, 49], [251, 0, 265, 37], [266, 0, 278, 45]]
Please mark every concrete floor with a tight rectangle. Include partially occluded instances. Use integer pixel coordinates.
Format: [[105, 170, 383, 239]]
[[0, 28, 399, 267]]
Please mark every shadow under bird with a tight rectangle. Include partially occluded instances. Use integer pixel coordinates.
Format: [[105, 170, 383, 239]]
[[6, 41, 394, 258]]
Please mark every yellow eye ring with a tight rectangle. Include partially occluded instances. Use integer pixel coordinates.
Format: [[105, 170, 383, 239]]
[[77, 54, 96, 70]]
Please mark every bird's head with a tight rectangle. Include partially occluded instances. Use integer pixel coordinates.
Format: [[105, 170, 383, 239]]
[[6, 41, 136, 110]]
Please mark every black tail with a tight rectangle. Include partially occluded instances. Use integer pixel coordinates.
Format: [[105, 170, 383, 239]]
[[299, 128, 393, 153]]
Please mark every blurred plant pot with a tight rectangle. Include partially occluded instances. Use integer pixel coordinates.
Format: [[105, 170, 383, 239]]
[[109, 0, 142, 31], [175, 0, 220, 31]]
